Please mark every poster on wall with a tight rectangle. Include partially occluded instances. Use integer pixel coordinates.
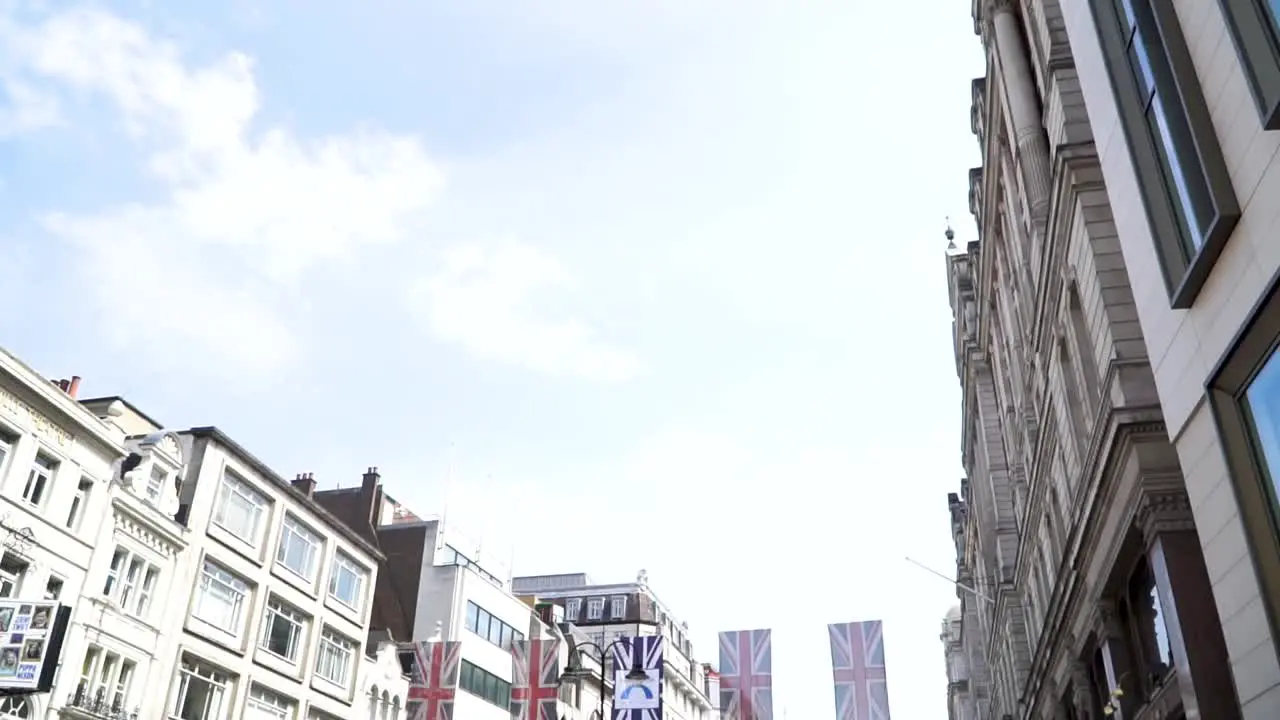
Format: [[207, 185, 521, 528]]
[[0, 601, 70, 693]]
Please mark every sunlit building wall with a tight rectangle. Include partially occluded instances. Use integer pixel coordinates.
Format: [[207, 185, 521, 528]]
[[941, 0, 1238, 716]]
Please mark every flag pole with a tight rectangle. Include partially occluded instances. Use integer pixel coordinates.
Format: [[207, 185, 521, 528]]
[[903, 556, 994, 606]]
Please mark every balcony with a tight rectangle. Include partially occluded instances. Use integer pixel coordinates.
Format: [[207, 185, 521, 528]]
[[61, 684, 137, 720]]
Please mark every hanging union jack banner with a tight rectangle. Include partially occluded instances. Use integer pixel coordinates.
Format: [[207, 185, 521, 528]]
[[612, 636, 664, 720], [828, 620, 892, 720], [718, 629, 774, 720], [511, 638, 561, 720], [406, 640, 462, 720]]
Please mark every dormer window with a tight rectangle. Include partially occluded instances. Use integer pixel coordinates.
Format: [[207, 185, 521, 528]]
[[610, 596, 626, 620], [586, 597, 604, 621], [146, 466, 167, 503]]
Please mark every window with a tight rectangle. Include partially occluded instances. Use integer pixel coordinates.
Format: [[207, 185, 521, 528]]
[[44, 575, 63, 601], [1122, 558, 1174, 699], [147, 466, 166, 503], [315, 627, 355, 688], [120, 556, 144, 609], [0, 431, 13, 479], [171, 658, 230, 720], [137, 567, 159, 617], [103, 548, 126, 596], [193, 561, 249, 635], [114, 660, 135, 712], [566, 598, 582, 619], [1091, 0, 1240, 308], [586, 597, 604, 620], [66, 478, 92, 530], [73, 646, 135, 714], [260, 598, 306, 663], [246, 684, 296, 720], [212, 473, 267, 545], [327, 552, 366, 610], [102, 547, 160, 618], [459, 659, 510, 709], [0, 555, 26, 598], [276, 516, 321, 581], [0, 696, 29, 719], [1217, 0, 1280, 129], [465, 601, 523, 650], [610, 596, 626, 619], [22, 455, 52, 506]]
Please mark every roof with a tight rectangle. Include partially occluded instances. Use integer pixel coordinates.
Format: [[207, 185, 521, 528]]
[[184, 426, 384, 562], [79, 395, 165, 430]]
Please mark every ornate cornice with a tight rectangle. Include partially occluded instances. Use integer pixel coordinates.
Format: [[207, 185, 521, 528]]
[[1136, 488, 1196, 545]]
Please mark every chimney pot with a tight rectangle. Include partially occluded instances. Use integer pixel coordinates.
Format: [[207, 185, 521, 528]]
[[67, 376, 81, 398], [291, 473, 317, 498]]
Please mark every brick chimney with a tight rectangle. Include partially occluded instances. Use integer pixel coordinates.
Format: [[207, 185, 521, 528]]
[[50, 376, 83, 399], [360, 467, 382, 527], [292, 472, 317, 497]]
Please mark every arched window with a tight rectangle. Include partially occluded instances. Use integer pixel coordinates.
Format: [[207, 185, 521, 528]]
[[0, 696, 30, 719], [379, 689, 391, 720], [369, 684, 381, 720], [392, 696, 401, 720]]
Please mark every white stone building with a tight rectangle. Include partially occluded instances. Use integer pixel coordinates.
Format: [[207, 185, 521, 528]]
[[0, 354, 130, 720], [510, 573, 717, 720], [167, 427, 407, 720]]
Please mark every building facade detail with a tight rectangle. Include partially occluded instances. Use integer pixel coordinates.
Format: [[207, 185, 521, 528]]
[[941, 0, 1241, 718]]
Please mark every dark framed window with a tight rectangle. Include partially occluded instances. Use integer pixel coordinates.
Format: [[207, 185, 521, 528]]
[[459, 660, 510, 709], [1208, 270, 1280, 664], [465, 600, 525, 650], [1091, 0, 1241, 308], [1217, 0, 1280, 129]]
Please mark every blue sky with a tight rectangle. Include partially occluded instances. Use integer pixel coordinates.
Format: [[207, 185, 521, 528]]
[[0, 0, 985, 716]]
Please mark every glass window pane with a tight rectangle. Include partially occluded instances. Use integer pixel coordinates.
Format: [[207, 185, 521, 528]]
[[1247, 348, 1280, 486], [1145, 98, 1206, 252]]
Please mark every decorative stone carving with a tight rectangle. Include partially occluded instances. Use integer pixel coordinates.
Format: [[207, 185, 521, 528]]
[[1135, 489, 1196, 544], [0, 388, 72, 448], [1070, 662, 1094, 719]]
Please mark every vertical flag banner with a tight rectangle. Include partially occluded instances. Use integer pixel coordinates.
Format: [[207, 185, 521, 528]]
[[511, 638, 561, 720], [611, 636, 664, 720], [407, 641, 462, 720], [718, 629, 774, 720], [828, 620, 892, 720]]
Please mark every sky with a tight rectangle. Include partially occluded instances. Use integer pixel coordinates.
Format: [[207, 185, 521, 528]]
[[0, 0, 985, 717]]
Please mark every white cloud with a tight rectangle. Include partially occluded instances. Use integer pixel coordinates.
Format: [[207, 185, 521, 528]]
[[410, 240, 642, 383], [0, 7, 444, 375]]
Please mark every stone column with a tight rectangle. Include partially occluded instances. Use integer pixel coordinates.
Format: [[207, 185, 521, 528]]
[[1093, 600, 1133, 720], [1137, 489, 1243, 720], [987, 0, 1053, 223]]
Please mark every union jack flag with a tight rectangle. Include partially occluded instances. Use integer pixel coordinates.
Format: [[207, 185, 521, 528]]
[[511, 638, 561, 720], [828, 620, 891, 720], [718, 629, 773, 720], [611, 636, 663, 720], [406, 641, 461, 720]]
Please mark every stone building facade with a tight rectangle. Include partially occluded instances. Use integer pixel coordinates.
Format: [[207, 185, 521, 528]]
[[941, 0, 1240, 717], [1053, 0, 1280, 716]]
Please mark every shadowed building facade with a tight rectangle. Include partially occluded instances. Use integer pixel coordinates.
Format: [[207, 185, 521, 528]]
[[1049, 0, 1280, 716], [940, 0, 1239, 717]]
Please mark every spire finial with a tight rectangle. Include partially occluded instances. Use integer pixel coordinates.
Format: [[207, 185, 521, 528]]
[[945, 217, 957, 251]]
